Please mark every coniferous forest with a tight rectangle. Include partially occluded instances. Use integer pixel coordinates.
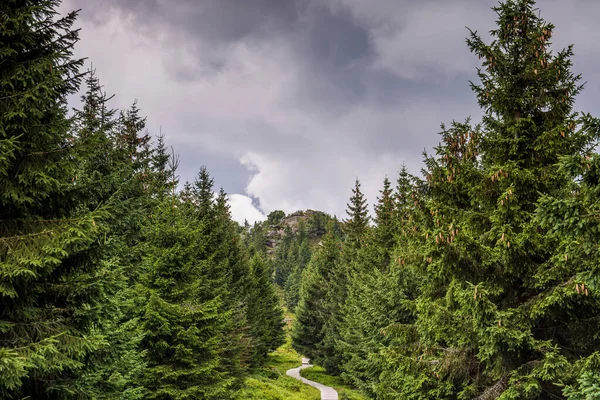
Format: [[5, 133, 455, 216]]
[[1, 0, 600, 399]]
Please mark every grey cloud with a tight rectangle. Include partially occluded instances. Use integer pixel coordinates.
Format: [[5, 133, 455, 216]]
[[173, 146, 252, 195], [61, 0, 600, 218], [78, 0, 303, 41], [77, 0, 374, 106]]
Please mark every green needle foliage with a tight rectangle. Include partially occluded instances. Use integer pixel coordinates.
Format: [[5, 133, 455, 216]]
[[537, 124, 600, 399], [0, 1, 113, 398], [292, 223, 342, 364], [1, 2, 288, 398], [3, 0, 600, 399], [67, 69, 150, 399], [290, 2, 600, 400], [140, 196, 234, 399], [338, 172, 420, 397], [247, 254, 285, 365], [320, 180, 371, 375], [371, 1, 600, 398], [284, 221, 311, 310]]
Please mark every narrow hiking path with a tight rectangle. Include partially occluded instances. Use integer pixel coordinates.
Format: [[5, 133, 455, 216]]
[[286, 358, 338, 400]]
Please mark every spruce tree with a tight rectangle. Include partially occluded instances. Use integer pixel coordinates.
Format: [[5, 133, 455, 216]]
[[117, 101, 151, 173], [0, 2, 120, 397], [536, 122, 600, 399], [377, 1, 600, 398], [340, 173, 420, 396], [214, 187, 250, 300], [312, 181, 371, 375], [193, 166, 215, 218], [394, 165, 414, 224], [67, 69, 149, 399], [285, 220, 311, 310], [343, 179, 370, 248], [140, 192, 236, 399], [339, 234, 418, 397], [150, 132, 178, 201], [465, 1, 596, 397], [292, 224, 341, 363], [370, 172, 425, 399], [246, 254, 285, 365], [374, 176, 396, 262], [188, 172, 255, 385], [212, 187, 254, 380]]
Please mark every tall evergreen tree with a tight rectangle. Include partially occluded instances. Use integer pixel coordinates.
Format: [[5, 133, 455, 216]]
[[212, 186, 254, 380], [150, 132, 178, 201], [246, 254, 285, 365], [189, 172, 255, 384], [339, 234, 418, 397], [193, 166, 215, 218], [285, 220, 312, 310], [67, 69, 149, 399], [376, 1, 600, 398], [292, 224, 341, 364], [339, 173, 420, 396], [536, 122, 600, 399], [315, 181, 372, 375], [0, 2, 121, 398], [374, 176, 396, 261], [343, 179, 370, 249], [140, 197, 234, 399], [394, 165, 414, 224]]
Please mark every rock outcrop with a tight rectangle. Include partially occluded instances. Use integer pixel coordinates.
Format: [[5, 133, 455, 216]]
[[264, 209, 330, 254]]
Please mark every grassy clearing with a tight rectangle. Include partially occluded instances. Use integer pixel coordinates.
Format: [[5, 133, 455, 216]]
[[300, 366, 368, 400], [238, 300, 364, 399], [236, 311, 320, 400], [236, 336, 320, 400]]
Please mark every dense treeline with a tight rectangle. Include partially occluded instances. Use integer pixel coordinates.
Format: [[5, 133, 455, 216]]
[[249, 209, 343, 310], [0, 2, 283, 399], [2, 0, 600, 399], [292, 1, 600, 399]]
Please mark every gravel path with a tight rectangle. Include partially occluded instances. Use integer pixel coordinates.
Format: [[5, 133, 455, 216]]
[[286, 358, 338, 400]]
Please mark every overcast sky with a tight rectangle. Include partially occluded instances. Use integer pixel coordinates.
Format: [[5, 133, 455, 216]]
[[59, 0, 600, 223]]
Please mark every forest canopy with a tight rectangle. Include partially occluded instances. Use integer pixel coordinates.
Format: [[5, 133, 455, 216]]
[[1, 0, 599, 399]]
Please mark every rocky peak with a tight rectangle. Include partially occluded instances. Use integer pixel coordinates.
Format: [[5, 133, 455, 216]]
[[264, 209, 330, 253]]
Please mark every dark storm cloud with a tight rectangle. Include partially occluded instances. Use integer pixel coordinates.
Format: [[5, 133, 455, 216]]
[[62, 0, 600, 219], [71, 0, 599, 118], [78, 0, 374, 106], [73, 0, 490, 123], [80, 0, 302, 41]]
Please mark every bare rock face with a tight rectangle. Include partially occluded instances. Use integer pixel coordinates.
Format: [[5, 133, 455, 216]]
[[264, 209, 330, 252], [281, 215, 303, 232]]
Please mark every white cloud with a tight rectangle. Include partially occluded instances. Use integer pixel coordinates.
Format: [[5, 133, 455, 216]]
[[228, 194, 266, 225], [238, 95, 480, 219]]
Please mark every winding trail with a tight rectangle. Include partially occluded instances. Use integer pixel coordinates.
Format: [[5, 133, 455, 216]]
[[286, 358, 338, 400]]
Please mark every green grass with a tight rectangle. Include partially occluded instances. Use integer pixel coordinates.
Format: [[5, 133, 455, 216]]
[[236, 324, 320, 399], [238, 303, 365, 399], [301, 366, 369, 400]]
